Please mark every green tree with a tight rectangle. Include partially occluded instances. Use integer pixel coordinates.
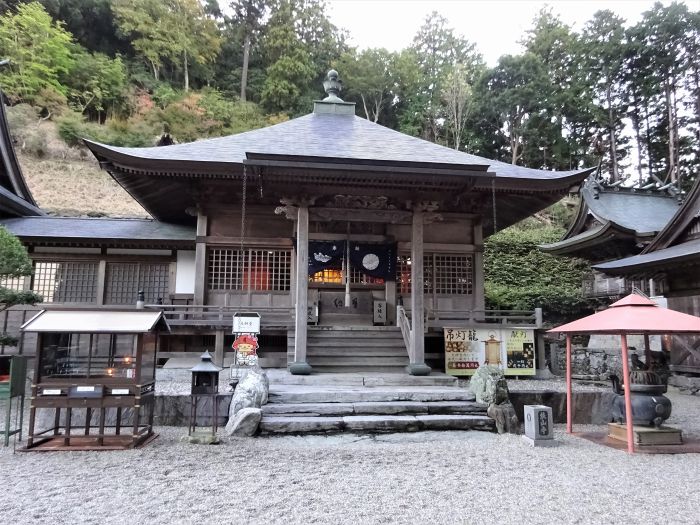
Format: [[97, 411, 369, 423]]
[[0, 226, 41, 346], [112, 0, 221, 90], [0, 1, 74, 104], [230, 0, 267, 102], [66, 47, 127, 120], [335, 48, 393, 123], [410, 12, 481, 143], [40, 0, 130, 56]]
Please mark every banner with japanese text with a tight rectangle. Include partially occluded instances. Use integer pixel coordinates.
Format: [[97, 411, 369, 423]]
[[444, 327, 536, 376]]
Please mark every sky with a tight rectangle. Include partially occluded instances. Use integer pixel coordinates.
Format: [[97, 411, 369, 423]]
[[325, 0, 689, 65]]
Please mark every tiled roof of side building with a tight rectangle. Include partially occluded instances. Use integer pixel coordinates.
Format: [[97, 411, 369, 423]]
[[0, 216, 195, 241], [594, 238, 700, 274], [85, 113, 590, 182]]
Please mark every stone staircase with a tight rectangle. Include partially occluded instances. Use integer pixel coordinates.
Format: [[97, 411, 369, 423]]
[[259, 382, 495, 434], [287, 326, 410, 373]]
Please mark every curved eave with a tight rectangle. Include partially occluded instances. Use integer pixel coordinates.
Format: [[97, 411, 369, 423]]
[[0, 184, 44, 217], [540, 221, 655, 257], [0, 98, 39, 206], [594, 239, 700, 276]]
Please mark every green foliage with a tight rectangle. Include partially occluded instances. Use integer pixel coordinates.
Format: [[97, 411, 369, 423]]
[[0, 226, 33, 277], [57, 110, 157, 147], [0, 2, 74, 104], [484, 225, 596, 323], [66, 48, 127, 118]]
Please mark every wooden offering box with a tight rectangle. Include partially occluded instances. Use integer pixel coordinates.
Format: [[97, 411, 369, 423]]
[[21, 310, 169, 451]]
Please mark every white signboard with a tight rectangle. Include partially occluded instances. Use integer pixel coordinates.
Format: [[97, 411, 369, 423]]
[[233, 312, 261, 334]]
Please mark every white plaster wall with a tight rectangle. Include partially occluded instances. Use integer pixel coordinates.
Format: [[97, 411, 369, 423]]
[[175, 250, 196, 294]]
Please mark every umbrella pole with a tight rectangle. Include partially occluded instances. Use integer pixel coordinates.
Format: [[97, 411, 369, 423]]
[[566, 334, 572, 434], [620, 334, 635, 454]]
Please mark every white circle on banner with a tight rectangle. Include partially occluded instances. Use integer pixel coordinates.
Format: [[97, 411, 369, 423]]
[[362, 253, 380, 270]]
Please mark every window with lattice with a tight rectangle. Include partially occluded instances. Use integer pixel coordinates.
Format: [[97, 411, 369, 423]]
[[32, 261, 98, 303], [397, 254, 473, 295], [105, 262, 170, 304], [208, 248, 291, 291]]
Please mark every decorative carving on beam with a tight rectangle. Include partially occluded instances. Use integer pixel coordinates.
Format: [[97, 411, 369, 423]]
[[330, 195, 397, 210], [310, 207, 411, 224], [274, 204, 298, 221]]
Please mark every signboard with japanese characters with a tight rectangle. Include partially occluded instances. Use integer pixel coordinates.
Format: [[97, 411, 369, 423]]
[[232, 312, 261, 335], [444, 327, 536, 376]]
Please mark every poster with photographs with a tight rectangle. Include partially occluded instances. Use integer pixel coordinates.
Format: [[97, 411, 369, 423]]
[[444, 327, 536, 376], [504, 329, 536, 375]]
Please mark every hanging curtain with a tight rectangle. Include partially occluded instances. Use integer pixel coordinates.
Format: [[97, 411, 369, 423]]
[[308, 240, 346, 276], [349, 242, 397, 281]]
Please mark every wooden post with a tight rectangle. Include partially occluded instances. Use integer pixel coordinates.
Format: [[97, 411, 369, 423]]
[[408, 209, 430, 376], [566, 334, 572, 433], [214, 330, 225, 367], [644, 334, 652, 367], [620, 334, 635, 454], [473, 221, 486, 312], [194, 211, 208, 305], [290, 205, 311, 375]]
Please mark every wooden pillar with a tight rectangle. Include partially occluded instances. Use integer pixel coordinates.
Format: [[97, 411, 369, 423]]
[[290, 205, 312, 375], [214, 329, 225, 367], [408, 209, 431, 376], [96, 260, 107, 305], [194, 211, 208, 306], [473, 221, 485, 312], [385, 280, 397, 324]]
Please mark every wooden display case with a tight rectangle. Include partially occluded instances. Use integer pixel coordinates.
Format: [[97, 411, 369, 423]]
[[21, 310, 168, 451]]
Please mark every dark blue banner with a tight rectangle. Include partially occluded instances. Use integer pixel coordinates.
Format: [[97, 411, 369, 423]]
[[349, 242, 397, 281], [308, 240, 346, 276]]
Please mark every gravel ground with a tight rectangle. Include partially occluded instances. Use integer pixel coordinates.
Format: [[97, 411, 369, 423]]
[[1, 388, 699, 524]]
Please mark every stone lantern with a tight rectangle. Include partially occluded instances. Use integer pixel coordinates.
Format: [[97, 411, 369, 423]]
[[189, 351, 222, 444]]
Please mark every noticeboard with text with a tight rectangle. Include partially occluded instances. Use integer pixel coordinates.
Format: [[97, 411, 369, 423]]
[[444, 327, 536, 376]]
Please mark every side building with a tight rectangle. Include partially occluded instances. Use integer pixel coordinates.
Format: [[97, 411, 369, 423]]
[[541, 175, 679, 299], [595, 176, 700, 381]]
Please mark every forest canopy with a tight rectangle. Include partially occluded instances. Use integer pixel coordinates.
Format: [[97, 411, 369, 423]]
[[0, 0, 696, 190]]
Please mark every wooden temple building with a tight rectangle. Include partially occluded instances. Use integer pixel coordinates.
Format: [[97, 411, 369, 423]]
[[594, 176, 700, 378], [0, 71, 593, 375], [541, 175, 679, 299]]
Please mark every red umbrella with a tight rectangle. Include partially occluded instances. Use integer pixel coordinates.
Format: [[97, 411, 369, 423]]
[[549, 293, 700, 453]]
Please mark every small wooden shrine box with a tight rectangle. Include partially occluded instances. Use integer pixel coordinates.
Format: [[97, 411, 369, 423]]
[[21, 309, 169, 451]]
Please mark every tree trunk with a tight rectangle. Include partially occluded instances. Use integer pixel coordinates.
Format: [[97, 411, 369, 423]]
[[606, 85, 619, 181], [184, 49, 189, 92], [150, 60, 159, 81], [240, 34, 251, 102], [665, 80, 676, 183]]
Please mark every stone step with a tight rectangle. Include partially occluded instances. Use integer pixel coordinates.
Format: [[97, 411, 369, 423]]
[[268, 386, 475, 404], [261, 400, 487, 417], [302, 347, 408, 356], [259, 414, 495, 434], [265, 370, 458, 387], [305, 356, 408, 366], [308, 365, 409, 374]]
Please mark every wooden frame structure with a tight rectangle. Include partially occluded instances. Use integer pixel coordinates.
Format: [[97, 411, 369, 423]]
[[21, 310, 168, 451]]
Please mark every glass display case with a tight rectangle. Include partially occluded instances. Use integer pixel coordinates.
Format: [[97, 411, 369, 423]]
[[22, 309, 168, 451]]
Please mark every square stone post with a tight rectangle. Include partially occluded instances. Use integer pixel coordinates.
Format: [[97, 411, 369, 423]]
[[290, 205, 312, 375], [408, 209, 431, 376]]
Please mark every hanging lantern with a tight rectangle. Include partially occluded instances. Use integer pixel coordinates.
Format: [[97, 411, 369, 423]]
[[484, 332, 502, 365]]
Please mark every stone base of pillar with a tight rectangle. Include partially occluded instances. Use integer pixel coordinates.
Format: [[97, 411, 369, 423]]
[[289, 362, 313, 375], [406, 363, 432, 376]]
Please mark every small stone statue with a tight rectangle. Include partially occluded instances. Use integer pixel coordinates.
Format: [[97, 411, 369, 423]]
[[224, 365, 269, 437], [470, 364, 519, 434]]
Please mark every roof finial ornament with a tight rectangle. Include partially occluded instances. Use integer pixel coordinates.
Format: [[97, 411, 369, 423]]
[[322, 69, 343, 102]]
